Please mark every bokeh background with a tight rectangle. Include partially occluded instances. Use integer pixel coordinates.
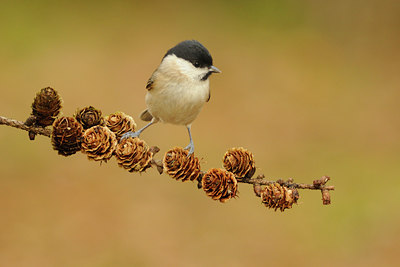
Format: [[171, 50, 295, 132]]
[[1, 0, 400, 266]]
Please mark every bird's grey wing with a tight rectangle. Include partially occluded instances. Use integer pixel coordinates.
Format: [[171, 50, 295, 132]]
[[142, 72, 155, 121], [146, 75, 154, 91], [140, 109, 153, 121]]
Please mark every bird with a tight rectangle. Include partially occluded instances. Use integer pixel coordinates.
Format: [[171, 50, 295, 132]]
[[121, 40, 221, 155]]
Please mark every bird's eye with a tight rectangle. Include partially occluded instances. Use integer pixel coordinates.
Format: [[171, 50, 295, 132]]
[[193, 61, 200, 67]]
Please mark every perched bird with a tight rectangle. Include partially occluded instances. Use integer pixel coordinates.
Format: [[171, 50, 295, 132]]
[[121, 40, 221, 155]]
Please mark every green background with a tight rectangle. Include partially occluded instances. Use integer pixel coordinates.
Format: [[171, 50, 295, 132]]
[[1, 1, 399, 266]]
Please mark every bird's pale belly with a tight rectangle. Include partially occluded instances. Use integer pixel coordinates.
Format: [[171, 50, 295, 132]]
[[146, 82, 209, 126]]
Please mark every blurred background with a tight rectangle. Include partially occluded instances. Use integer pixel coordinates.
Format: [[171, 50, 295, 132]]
[[1, 0, 399, 266]]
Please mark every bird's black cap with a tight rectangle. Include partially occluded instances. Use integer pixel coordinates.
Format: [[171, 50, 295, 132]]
[[164, 40, 213, 68]]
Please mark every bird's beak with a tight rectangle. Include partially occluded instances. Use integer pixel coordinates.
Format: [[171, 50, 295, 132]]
[[209, 65, 221, 73]]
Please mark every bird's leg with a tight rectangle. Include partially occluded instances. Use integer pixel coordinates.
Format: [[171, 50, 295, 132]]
[[184, 125, 195, 156], [120, 118, 157, 141]]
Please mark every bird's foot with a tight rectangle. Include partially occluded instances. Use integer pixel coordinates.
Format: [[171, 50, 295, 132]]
[[120, 131, 140, 141], [184, 143, 195, 157]]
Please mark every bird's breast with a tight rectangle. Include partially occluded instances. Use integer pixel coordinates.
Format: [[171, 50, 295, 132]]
[[145, 78, 210, 126]]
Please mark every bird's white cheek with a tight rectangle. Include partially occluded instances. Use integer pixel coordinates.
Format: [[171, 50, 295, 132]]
[[182, 67, 209, 81], [173, 58, 208, 81], [160, 55, 210, 81]]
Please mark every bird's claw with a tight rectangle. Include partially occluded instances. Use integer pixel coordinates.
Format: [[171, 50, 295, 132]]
[[120, 131, 140, 141], [184, 143, 195, 157]]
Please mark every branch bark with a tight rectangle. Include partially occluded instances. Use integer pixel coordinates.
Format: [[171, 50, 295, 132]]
[[238, 175, 334, 191], [0, 116, 51, 137]]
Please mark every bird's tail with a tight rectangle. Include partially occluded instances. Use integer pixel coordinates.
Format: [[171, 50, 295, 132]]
[[140, 109, 153, 121]]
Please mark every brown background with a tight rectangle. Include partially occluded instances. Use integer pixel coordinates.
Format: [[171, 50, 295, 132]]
[[1, 1, 399, 266]]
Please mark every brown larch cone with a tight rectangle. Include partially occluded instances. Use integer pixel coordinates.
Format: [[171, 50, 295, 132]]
[[104, 112, 137, 140], [202, 168, 238, 203], [30, 87, 62, 127], [321, 189, 331, 205], [261, 183, 299, 212], [163, 147, 202, 182], [223, 147, 256, 178], [74, 106, 104, 129], [81, 126, 117, 162], [51, 117, 83, 156], [115, 137, 153, 172]]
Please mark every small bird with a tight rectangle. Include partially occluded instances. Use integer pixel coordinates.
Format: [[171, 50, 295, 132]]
[[121, 40, 221, 155]]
